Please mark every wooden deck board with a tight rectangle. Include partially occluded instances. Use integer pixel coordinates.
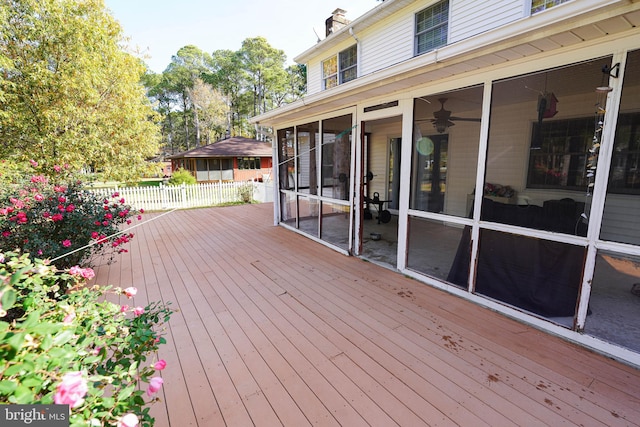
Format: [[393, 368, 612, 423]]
[[90, 204, 640, 427]]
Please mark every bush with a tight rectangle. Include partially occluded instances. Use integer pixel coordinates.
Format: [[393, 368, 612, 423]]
[[237, 182, 256, 203], [0, 161, 142, 269], [0, 251, 173, 427], [166, 168, 196, 186]]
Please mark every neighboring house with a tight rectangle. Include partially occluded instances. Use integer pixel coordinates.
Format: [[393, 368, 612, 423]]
[[251, 1, 640, 366], [167, 136, 273, 183]]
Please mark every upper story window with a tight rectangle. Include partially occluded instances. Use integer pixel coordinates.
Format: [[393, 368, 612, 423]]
[[531, 0, 571, 14], [415, 0, 449, 55], [322, 44, 357, 90]]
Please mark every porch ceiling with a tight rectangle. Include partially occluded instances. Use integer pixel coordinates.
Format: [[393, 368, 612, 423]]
[[253, 4, 640, 128]]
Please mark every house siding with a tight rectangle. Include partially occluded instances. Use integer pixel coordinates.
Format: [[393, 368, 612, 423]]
[[359, 14, 414, 76], [308, 0, 527, 93], [449, 0, 524, 44], [307, 57, 323, 96], [602, 195, 640, 245]]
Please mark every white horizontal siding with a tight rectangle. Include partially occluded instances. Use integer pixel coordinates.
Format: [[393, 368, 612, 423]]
[[360, 15, 415, 75], [307, 58, 323, 96], [601, 195, 640, 245], [308, 0, 526, 93], [450, 0, 524, 43]]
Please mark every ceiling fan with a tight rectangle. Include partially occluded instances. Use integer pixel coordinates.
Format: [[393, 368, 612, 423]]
[[417, 98, 481, 133]]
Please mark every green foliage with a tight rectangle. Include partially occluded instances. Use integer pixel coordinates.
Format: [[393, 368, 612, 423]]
[[166, 168, 196, 186], [0, 0, 161, 182], [0, 160, 142, 269], [0, 251, 173, 427], [145, 37, 306, 153]]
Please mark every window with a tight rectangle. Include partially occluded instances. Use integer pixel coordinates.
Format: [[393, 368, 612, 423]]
[[527, 112, 640, 192], [195, 159, 234, 181], [415, 0, 449, 55], [531, 0, 571, 14], [237, 157, 261, 170], [608, 113, 640, 194], [527, 117, 592, 190], [322, 45, 357, 90], [322, 56, 337, 89], [339, 45, 357, 84]]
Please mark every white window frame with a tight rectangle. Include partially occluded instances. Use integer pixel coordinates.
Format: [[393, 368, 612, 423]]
[[322, 44, 358, 90], [415, 0, 449, 56], [530, 0, 572, 15]]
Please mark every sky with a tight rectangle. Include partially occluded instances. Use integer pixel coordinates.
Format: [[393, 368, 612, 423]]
[[104, 0, 380, 73]]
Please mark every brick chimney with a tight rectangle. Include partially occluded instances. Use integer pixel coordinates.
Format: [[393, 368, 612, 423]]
[[325, 8, 350, 36]]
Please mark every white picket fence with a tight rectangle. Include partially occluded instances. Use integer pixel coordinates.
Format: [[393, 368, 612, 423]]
[[89, 181, 273, 211]]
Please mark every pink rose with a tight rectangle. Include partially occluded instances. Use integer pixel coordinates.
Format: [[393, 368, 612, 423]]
[[69, 266, 82, 275], [133, 306, 145, 316], [123, 287, 137, 298], [53, 371, 88, 408], [146, 377, 163, 396], [63, 311, 76, 325], [117, 413, 139, 427], [153, 360, 167, 370], [34, 194, 44, 201], [81, 268, 95, 280], [120, 305, 129, 313], [62, 239, 72, 248]]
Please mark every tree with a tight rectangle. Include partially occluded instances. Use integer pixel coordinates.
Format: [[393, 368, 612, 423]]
[[238, 37, 287, 117], [163, 45, 213, 149], [188, 78, 228, 144], [204, 49, 249, 137], [0, 0, 161, 181]]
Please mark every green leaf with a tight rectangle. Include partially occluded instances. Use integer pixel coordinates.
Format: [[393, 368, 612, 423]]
[[101, 396, 115, 408], [21, 310, 41, 328], [31, 322, 63, 336], [52, 329, 75, 346], [40, 334, 53, 351], [0, 286, 16, 310], [7, 332, 25, 351], [117, 384, 135, 401], [0, 380, 18, 394], [21, 376, 43, 388], [10, 385, 34, 404], [10, 267, 30, 286], [4, 363, 26, 376]]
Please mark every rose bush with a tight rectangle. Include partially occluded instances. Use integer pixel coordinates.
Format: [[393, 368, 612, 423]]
[[0, 160, 142, 269], [0, 251, 173, 427]]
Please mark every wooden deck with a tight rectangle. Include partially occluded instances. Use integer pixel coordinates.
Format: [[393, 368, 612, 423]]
[[92, 203, 640, 427]]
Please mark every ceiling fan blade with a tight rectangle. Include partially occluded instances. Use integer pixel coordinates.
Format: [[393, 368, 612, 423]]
[[449, 116, 481, 122]]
